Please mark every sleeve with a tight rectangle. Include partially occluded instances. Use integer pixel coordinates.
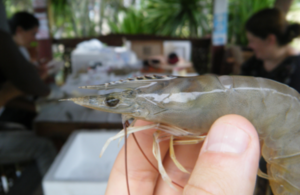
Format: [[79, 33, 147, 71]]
[[0, 30, 50, 96], [239, 56, 263, 77]]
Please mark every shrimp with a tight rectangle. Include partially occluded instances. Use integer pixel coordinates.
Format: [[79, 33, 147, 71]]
[[62, 74, 300, 195]]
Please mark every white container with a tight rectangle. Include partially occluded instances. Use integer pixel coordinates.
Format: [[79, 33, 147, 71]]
[[43, 130, 123, 195], [71, 51, 113, 75]]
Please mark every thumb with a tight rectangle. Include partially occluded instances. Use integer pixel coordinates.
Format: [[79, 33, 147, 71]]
[[184, 114, 260, 195]]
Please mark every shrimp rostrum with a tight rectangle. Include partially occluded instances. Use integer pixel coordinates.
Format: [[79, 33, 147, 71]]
[[63, 74, 300, 195]]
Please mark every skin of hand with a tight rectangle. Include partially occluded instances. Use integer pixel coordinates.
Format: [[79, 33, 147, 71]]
[[0, 81, 23, 107], [37, 64, 49, 80], [105, 114, 260, 195]]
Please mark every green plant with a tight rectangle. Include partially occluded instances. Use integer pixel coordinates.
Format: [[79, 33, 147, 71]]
[[228, 0, 276, 46], [145, 0, 212, 37], [50, 0, 112, 38], [50, 0, 76, 37], [290, 0, 300, 11], [108, 7, 154, 34], [4, 0, 32, 17], [110, 0, 213, 37]]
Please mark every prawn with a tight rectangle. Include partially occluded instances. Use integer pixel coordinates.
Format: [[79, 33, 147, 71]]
[[62, 74, 300, 195]]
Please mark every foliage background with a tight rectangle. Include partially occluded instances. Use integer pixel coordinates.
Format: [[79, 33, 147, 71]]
[[4, 0, 300, 46]]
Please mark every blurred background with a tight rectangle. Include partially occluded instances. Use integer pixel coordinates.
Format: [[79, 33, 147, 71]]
[[4, 0, 300, 75]]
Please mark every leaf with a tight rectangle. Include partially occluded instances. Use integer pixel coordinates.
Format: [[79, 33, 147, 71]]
[[108, 0, 212, 37], [108, 20, 120, 33]]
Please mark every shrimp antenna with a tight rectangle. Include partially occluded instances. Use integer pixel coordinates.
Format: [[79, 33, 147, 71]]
[[123, 121, 131, 195]]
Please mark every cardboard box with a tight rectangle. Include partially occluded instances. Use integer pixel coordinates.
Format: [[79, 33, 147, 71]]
[[130, 40, 163, 60]]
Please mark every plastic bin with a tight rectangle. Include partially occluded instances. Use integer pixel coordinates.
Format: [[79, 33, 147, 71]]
[[43, 130, 122, 195]]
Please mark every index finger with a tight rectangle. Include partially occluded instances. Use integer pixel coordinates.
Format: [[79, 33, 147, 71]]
[[105, 120, 169, 195]]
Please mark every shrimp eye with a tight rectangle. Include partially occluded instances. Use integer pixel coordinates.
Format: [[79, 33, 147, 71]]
[[105, 97, 120, 107]]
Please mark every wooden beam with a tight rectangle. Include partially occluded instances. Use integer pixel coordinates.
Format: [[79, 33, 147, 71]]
[[274, 0, 294, 15]]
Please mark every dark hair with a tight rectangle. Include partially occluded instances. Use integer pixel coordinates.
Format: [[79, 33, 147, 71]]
[[8, 11, 39, 35], [246, 8, 300, 46]]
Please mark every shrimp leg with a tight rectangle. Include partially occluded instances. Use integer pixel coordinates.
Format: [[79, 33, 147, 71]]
[[170, 135, 190, 174], [170, 135, 206, 174], [100, 123, 194, 157], [153, 131, 174, 188], [269, 151, 300, 160], [100, 124, 158, 157], [258, 168, 270, 180], [173, 136, 206, 145]]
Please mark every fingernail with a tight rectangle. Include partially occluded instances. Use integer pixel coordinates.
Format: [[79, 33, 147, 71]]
[[205, 123, 250, 154]]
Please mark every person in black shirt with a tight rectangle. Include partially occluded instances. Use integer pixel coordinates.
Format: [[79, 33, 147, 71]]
[[0, 0, 56, 179], [241, 8, 300, 93], [0, 11, 50, 128]]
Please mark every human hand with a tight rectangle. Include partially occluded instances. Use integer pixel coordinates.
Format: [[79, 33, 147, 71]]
[[46, 59, 64, 75], [37, 58, 50, 80], [105, 115, 260, 195]]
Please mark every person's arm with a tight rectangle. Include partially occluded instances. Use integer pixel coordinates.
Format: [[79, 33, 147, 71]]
[[0, 82, 22, 107], [0, 30, 50, 96]]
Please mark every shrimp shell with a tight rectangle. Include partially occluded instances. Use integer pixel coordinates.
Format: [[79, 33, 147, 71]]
[[63, 74, 300, 195]]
